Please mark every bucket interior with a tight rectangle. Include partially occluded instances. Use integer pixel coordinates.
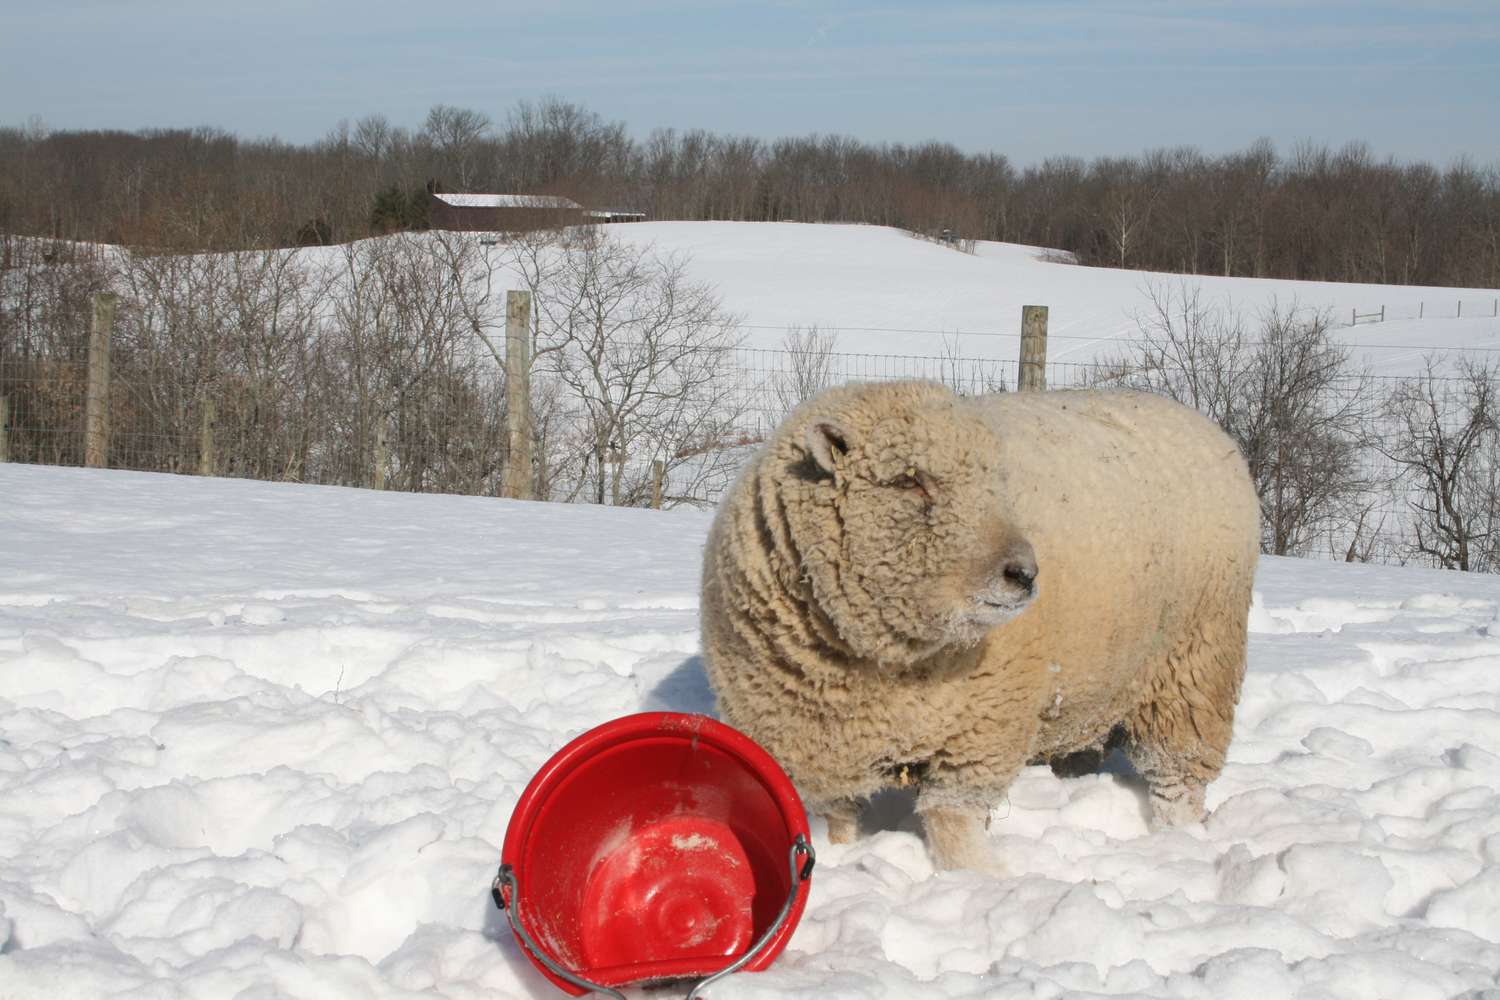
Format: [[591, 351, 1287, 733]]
[[512, 734, 795, 986]]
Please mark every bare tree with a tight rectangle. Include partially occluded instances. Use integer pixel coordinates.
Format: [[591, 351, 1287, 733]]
[[325, 233, 495, 489], [1099, 279, 1248, 423], [1101, 280, 1375, 556], [116, 246, 238, 471], [1236, 301, 1377, 556], [352, 114, 395, 160], [0, 236, 115, 466], [1380, 358, 1499, 571], [1094, 157, 1160, 268], [538, 228, 745, 507], [6, 114, 1500, 288], [422, 105, 492, 190], [0, 235, 113, 360], [772, 324, 838, 419], [215, 247, 327, 479], [936, 333, 1007, 397]]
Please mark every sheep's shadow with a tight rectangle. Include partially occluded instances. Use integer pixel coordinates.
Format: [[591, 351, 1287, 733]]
[[861, 787, 923, 837], [636, 659, 1155, 832], [843, 748, 1151, 839], [1044, 745, 1152, 828], [639, 654, 717, 716]]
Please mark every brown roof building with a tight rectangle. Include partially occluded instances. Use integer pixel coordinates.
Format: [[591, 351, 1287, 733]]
[[429, 193, 646, 232]]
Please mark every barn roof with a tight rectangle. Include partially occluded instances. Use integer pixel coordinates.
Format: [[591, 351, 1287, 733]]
[[432, 193, 582, 210]]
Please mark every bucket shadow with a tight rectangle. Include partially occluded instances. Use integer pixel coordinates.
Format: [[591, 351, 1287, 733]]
[[479, 883, 578, 998], [639, 654, 717, 717]]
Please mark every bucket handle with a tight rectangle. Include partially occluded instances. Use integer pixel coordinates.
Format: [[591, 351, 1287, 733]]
[[492, 834, 816, 1000]]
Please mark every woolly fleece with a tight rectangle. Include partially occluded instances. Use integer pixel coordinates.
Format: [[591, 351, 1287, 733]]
[[700, 381, 1261, 872]]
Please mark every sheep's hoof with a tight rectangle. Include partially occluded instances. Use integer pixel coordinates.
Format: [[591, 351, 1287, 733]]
[[1148, 785, 1207, 829], [824, 804, 860, 844], [932, 843, 1008, 876], [922, 805, 1006, 875]]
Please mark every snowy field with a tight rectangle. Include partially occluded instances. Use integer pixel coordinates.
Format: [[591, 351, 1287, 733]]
[[593, 223, 1500, 375], [3, 463, 1500, 999], [58, 221, 1497, 374]]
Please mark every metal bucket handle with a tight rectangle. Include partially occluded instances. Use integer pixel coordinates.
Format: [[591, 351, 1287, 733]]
[[492, 834, 816, 1000]]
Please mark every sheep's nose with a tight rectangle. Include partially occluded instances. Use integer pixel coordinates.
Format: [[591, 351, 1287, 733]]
[[1000, 544, 1038, 595]]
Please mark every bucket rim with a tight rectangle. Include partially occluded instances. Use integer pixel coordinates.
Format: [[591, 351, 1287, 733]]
[[499, 711, 811, 993]]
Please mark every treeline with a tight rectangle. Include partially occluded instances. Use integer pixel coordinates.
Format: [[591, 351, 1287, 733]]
[[2, 99, 1499, 286]]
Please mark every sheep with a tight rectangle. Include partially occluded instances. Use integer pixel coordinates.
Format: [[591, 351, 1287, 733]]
[[700, 380, 1260, 873]]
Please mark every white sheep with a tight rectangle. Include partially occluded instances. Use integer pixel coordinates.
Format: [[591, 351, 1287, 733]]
[[701, 381, 1260, 872]]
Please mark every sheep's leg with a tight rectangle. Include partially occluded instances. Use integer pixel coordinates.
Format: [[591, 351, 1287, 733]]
[[1128, 744, 1210, 828], [821, 798, 861, 845], [917, 794, 1004, 874], [1127, 617, 1246, 829]]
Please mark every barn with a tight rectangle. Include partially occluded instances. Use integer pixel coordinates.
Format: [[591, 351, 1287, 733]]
[[428, 194, 646, 232]]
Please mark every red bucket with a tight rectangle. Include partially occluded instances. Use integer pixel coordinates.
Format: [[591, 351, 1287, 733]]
[[492, 712, 815, 998]]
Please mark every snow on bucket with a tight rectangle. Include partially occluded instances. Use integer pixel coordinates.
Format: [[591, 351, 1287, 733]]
[[491, 712, 815, 999]]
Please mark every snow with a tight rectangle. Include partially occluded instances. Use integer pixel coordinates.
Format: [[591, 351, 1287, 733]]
[[16, 222, 1500, 379], [580, 223, 1500, 376], [3, 462, 1500, 998]]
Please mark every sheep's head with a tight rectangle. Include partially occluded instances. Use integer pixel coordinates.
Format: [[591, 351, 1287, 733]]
[[776, 381, 1037, 667]]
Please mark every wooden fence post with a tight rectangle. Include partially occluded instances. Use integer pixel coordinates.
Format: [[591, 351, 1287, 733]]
[[505, 290, 534, 501], [0, 394, 9, 463], [1019, 305, 1048, 392], [198, 396, 217, 476], [652, 459, 665, 510], [84, 292, 117, 468]]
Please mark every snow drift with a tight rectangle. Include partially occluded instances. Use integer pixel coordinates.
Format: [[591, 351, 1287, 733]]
[[2, 463, 1499, 998]]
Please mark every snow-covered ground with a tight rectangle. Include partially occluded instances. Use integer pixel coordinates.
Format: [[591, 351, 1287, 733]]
[[597, 223, 1500, 375], [3, 463, 1500, 999], [23, 222, 1500, 375]]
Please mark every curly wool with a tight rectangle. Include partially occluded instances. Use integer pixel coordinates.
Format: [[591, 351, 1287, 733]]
[[700, 381, 1261, 872]]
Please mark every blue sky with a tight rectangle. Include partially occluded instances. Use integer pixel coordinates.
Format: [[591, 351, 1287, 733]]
[[2, 0, 1496, 165]]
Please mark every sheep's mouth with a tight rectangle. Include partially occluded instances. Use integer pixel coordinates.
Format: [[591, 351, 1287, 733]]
[[939, 587, 1036, 645], [968, 590, 1035, 623]]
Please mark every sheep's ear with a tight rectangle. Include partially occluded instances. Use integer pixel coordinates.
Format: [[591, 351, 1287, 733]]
[[805, 420, 851, 475]]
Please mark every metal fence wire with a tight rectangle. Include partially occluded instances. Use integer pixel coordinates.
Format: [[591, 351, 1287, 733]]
[[0, 340, 1493, 571]]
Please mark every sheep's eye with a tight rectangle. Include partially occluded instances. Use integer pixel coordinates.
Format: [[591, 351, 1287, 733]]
[[887, 471, 932, 501]]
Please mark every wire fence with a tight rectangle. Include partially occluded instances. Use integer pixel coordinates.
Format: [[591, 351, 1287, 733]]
[[1346, 298, 1500, 325], [0, 356, 508, 493], [1, 339, 1493, 571]]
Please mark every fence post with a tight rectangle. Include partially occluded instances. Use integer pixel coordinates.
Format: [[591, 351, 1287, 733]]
[[1457, 300, 1462, 318], [0, 394, 9, 463], [1019, 305, 1048, 392], [84, 292, 117, 468], [505, 290, 534, 501], [1379, 305, 1385, 322], [1419, 301, 1424, 319], [1351, 306, 1356, 325], [198, 396, 216, 477], [652, 459, 665, 510]]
